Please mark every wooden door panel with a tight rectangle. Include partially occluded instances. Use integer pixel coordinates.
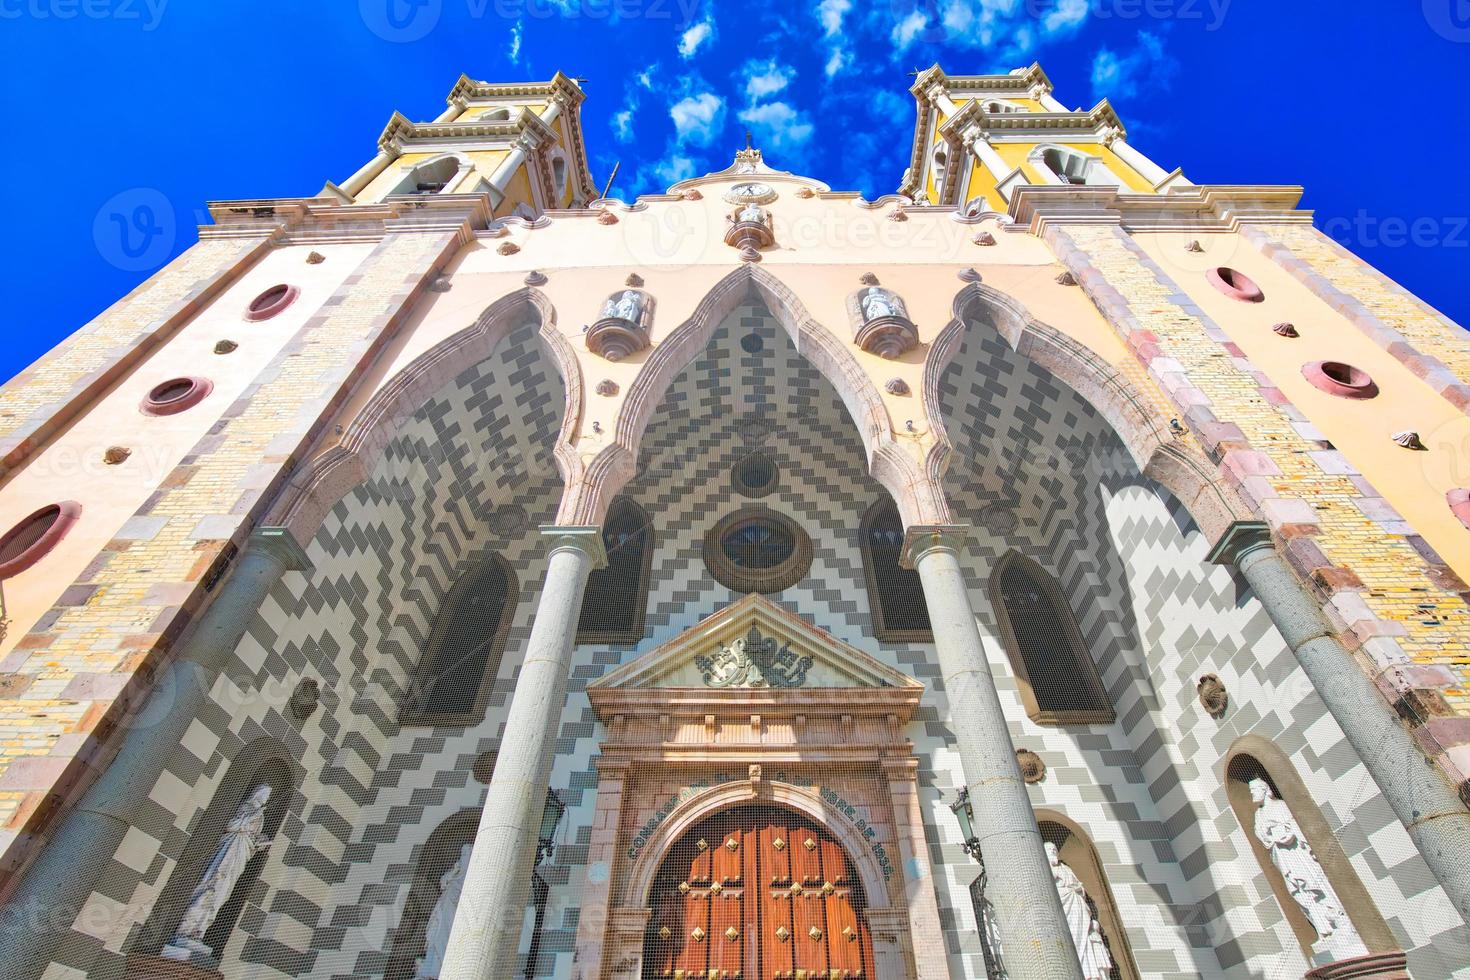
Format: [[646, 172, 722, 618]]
[[643, 806, 873, 980]]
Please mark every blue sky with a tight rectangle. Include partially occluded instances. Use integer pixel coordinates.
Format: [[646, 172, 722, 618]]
[[1, 2, 1467, 384]]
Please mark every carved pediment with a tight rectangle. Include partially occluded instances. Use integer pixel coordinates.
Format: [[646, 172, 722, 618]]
[[588, 594, 920, 693]]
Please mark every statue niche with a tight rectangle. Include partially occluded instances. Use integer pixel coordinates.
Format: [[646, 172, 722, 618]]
[[587, 288, 655, 361], [848, 282, 919, 359], [724, 202, 774, 252]]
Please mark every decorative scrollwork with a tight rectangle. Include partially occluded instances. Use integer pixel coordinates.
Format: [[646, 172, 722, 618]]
[[694, 625, 814, 689]]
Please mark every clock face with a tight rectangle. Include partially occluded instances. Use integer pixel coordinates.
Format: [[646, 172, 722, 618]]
[[725, 181, 777, 204]]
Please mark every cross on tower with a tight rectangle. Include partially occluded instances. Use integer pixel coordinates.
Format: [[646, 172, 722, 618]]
[[744, 129, 753, 150]]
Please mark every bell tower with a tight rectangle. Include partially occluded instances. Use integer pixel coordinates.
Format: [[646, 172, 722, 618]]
[[330, 71, 597, 216]]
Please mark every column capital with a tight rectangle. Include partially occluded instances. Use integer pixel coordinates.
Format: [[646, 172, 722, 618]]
[[248, 526, 312, 573], [539, 524, 608, 568], [899, 524, 972, 569], [1205, 520, 1273, 567]]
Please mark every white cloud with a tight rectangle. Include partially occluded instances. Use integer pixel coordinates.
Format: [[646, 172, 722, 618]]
[[508, 21, 522, 63], [891, 9, 928, 51], [1040, 0, 1088, 34], [636, 67, 656, 89], [612, 109, 634, 142], [1091, 30, 1176, 102], [824, 46, 851, 78], [817, 0, 851, 36], [678, 16, 716, 58], [652, 154, 697, 186], [738, 100, 815, 151], [743, 59, 793, 100], [670, 91, 726, 147]]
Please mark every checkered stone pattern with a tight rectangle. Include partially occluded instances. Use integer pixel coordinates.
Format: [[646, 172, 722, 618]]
[[44, 304, 1469, 980], [41, 321, 568, 980]]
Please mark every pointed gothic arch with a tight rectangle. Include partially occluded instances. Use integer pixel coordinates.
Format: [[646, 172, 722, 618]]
[[266, 287, 581, 546], [558, 266, 944, 528], [924, 283, 1247, 542]]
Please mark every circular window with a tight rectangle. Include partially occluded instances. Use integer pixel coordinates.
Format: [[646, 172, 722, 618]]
[[1205, 267, 1264, 303], [244, 284, 300, 322], [703, 508, 812, 594], [731, 451, 779, 498], [0, 502, 81, 578], [1302, 360, 1378, 399], [140, 377, 214, 416], [740, 332, 764, 353]]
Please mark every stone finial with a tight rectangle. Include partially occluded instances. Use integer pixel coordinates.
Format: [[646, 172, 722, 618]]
[[625, 273, 645, 287], [885, 378, 910, 396], [497, 241, 520, 255], [1016, 749, 1046, 783], [596, 379, 619, 397], [958, 268, 983, 283], [1185, 240, 1204, 253], [681, 189, 703, 201], [427, 277, 452, 292], [1055, 270, 1078, 286], [859, 272, 880, 286], [1197, 674, 1228, 717], [973, 231, 997, 246], [213, 340, 238, 355], [524, 270, 548, 286], [887, 209, 908, 222], [1392, 430, 1425, 450], [795, 186, 816, 198], [289, 678, 320, 721], [1272, 322, 1299, 338], [597, 208, 619, 224], [103, 446, 131, 466], [305, 251, 326, 264]]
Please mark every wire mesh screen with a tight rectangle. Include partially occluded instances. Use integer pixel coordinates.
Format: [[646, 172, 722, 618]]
[[863, 500, 932, 636], [996, 561, 1108, 716]]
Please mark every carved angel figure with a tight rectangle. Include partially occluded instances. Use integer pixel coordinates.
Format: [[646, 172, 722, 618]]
[[603, 289, 643, 323], [1046, 842, 1114, 980], [1249, 779, 1364, 957], [415, 844, 471, 979]]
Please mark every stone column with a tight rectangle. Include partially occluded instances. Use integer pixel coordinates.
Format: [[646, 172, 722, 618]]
[[1213, 522, 1470, 930], [0, 528, 310, 980], [904, 526, 1084, 980], [440, 526, 605, 980]]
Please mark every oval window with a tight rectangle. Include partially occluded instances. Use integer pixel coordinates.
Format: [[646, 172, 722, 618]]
[[244, 284, 300, 322], [140, 377, 214, 416], [703, 508, 811, 594], [1206, 267, 1265, 303], [1302, 360, 1378, 400], [0, 502, 82, 578]]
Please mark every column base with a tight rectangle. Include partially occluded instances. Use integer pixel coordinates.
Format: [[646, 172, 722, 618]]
[[1303, 950, 1409, 980], [124, 954, 224, 980]]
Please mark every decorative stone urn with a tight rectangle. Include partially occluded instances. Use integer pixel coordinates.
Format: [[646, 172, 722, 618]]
[[586, 288, 655, 361]]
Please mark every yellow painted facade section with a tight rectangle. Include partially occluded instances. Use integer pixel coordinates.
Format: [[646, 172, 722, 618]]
[[495, 161, 535, 216]]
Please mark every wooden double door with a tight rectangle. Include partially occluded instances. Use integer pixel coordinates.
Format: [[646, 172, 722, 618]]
[[643, 805, 874, 980]]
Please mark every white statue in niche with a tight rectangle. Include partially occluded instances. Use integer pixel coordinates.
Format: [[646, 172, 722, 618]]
[[163, 785, 274, 961], [1045, 842, 1114, 980], [737, 202, 765, 224], [860, 287, 903, 322], [1248, 778, 1366, 960], [604, 290, 643, 323], [415, 844, 471, 979]]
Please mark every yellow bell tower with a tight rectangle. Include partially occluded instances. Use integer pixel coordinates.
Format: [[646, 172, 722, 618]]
[[330, 71, 597, 216]]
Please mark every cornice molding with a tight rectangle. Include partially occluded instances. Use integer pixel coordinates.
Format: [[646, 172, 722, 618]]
[[1009, 184, 1310, 233]]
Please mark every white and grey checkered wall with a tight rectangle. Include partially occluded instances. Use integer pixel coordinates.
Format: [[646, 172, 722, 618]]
[[47, 306, 1469, 980]]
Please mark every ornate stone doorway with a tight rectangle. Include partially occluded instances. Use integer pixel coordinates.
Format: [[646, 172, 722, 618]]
[[569, 595, 948, 980], [642, 804, 874, 979]]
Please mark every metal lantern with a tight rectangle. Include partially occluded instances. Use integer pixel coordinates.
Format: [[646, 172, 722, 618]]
[[950, 786, 1004, 979], [536, 788, 566, 867]]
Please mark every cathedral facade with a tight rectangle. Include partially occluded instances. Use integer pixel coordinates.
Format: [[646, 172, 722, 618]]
[[0, 65, 1467, 980]]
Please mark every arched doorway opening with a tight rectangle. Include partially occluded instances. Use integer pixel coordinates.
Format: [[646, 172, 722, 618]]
[[641, 804, 875, 979]]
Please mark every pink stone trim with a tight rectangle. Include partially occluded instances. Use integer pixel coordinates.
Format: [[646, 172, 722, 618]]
[[138, 377, 214, 416], [1302, 360, 1379, 400], [1448, 489, 1470, 531], [243, 283, 300, 321], [0, 501, 81, 578], [1205, 267, 1264, 303]]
